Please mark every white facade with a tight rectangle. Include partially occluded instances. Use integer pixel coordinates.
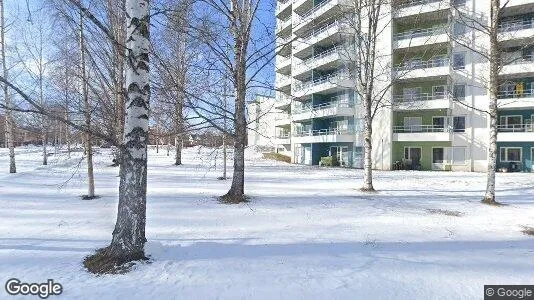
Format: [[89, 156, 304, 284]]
[[274, 0, 534, 171], [247, 95, 280, 150]]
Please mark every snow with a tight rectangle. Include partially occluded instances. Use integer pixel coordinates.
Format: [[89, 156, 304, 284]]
[[0, 145, 533, 299]]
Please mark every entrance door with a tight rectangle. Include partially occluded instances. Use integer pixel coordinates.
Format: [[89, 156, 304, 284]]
[[304, 146, 312, 165], [432, 147, 445, 170]]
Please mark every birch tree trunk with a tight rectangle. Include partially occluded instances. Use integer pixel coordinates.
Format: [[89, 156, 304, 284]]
[[483, 0, 500, 204], [174, 90, 183, 165], [83, 0, 150, 273], [0, 0, 15, 173], [80, 12, 95, 199], [362, 92, 374, 191]]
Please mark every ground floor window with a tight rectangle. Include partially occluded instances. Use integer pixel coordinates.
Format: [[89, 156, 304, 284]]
[[500, 147, 522, 162], [404, 147, 422, 162], [432, 148, 444, 163], [431, 147, 467, 165]]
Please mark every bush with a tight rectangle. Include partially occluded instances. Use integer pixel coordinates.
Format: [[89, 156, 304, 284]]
[[262, 152, 291, 163], [320, 156, 338, 167]]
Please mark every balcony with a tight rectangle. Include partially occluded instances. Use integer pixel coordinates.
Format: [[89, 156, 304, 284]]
[[275, 114, 291, 126], [276, 35, 292, 57], [497, 124, 534, 142], [276, 0, 292, 18], [294, 21, 345, 56], [393, 0, 450, 19], [275, 133, 291, 145], [498, 20, 534, 43], [393, 26, 449, 49], [276, 73, 291, 92], [293, 46, 342, 77], [393, 125, 452, 142], [276, 55, 292, 75], [293, 0, 344, 33], [292, 101, 354, 121], [276, 16, 292, 35], [293, 71, 352, 98], [394, 57, 450, 80], [293, 128, 355, 143], [500, 55, 534, 76], [275, 94, 291, 109], [393, 92, 452, 110], [498, 90, 534, 109]]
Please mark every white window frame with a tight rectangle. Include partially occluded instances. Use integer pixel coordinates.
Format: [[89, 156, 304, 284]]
[[404, 117, 422, 132], [500, 115, 523, 126], [404, 146, 422, 160], [500, 147, 522, 162]]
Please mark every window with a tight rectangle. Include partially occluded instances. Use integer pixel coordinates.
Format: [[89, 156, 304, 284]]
[[452, 147, 467, 165], [500, 82, 516, 97], [433, 148, 444, 163], [404, 117, 422, 132], [453, 53, 466, 70], [453, 116, 466, 132], [404, 147, 422, 163], [500, 115, 523, 128], [354, 118, 364, 132], [453, 22, 467, 36], [453, 84, 466, 100], [433, 85, 447, 98], [409, 57, 422, 69], [403, 87, 422, 101], [500, 147, 522, 162], [432, 116, 446, 131]]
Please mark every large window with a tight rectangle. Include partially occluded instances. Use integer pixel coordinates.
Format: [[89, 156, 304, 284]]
[[500, 147, 522, 162], [432, 148, 444, 163], [453, 84, 466, 100], [500, 115, 523, 128], [432, 85, 447, 98], [404, 147, 422, 163], [453, 53, 466, 70], [404, 117, 422, 132], [403, 87, 422, 101], [453, 116, 466, 132], [432, 116, 446, 131]]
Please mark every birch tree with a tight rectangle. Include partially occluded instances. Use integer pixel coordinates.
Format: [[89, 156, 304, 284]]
[[0, 0, 15, 173]]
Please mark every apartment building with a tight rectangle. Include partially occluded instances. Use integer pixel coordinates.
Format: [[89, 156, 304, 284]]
[[273, 0, 534, 172], [247, 95, 279, 150]]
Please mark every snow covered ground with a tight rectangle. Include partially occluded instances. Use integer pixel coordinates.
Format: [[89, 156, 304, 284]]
[[0, 146, 533, 299]]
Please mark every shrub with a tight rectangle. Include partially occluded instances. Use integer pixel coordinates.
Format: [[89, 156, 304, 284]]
[[262, 152, 291, 163], [320, 156, 338, 167]]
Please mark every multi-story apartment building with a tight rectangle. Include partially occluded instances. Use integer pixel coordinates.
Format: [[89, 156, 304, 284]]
[[273, 0, 534, 172]]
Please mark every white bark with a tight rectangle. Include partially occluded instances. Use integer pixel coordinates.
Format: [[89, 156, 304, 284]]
[[80, 12, 95, 198], [483, 0, 500, 203], [0, 0, 15, 173], [107, 0, 150, 258]]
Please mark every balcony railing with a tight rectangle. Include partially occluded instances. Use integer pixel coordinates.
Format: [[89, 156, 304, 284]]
[[300, 46, 341, 66], [276, 133, 291, 138], [498, 89, 534, 99], [298, 0, 330, 21], [497, 124, 534, 132], [499, 20, 534, 33], [300, 21, 338, 40], [294, 128, 353, 137], [275, 114, 291, 120], [393, 92, 451, 103], [395, 57, 449, 72], [393, 125, 449, 133], [504, 55, 534, 66], [394, 0, 442, 9], [295, 70, 349, 91], [293, 101, 352, 113], [393, 26, 448, 41]]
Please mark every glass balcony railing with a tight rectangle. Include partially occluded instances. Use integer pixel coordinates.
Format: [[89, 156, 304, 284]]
[[294, 128, 353, 137], [498, 89, 534, 99], [393, 125, 450, 133], [393, 92, 451, 103], [394, 57, 449, 72], [295, 70, 350, 92], [300, 21, 339, 40], [393, 26, 448, 41], [299, 46, 341, 66], [293, 101, 353, 113], [499, 19, 534, 33], [497, 123, 534, 132], [394, 0, 442, 9], [298, 0, 330, 21]]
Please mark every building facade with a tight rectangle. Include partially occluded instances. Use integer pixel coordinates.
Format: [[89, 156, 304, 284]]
[[273, 0, 534, 172], [247, 95, 281, 151]]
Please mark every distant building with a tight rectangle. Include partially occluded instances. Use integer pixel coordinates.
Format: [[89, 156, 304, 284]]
[[247, 95, 285, 153]]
